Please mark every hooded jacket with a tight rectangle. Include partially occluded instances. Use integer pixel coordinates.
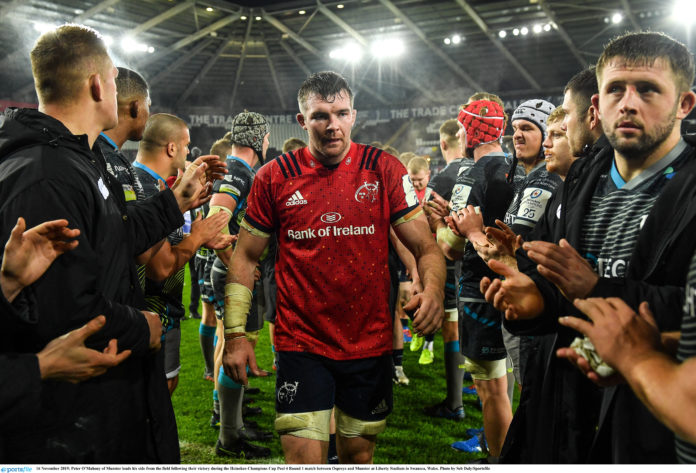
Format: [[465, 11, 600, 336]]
[[0, 108, 183, 462], [502, 135, 696, 463]]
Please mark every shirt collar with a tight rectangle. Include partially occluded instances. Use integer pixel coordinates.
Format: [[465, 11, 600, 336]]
[[99, 132, 119, 151], [133, 161, 168, 186]]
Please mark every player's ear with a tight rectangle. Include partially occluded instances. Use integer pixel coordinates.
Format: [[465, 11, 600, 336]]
[[129, 100, 139, 119], [166, 142, 175, 157], [296, 113, 306, 129], [89, 73, 102, 102]]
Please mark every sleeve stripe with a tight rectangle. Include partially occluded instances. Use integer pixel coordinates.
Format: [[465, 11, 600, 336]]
[[365, 146, 378, 170], [288, 151, 302, 176], [359, 145, 370, 169], [281, 153, 296, 177], [242, 214, 274, 234], [370, 148, 383, 170], [275, 155, 289, 178], [390, 204, 421, 224]]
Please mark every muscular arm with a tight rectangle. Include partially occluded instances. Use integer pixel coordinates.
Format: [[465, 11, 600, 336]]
[[144, 212, 229, 281], [393, 214, 446, 334], [559, 298, 696, 443], [389, 227, 420, 288], [623, 352, 696, 443], [223, 227, 269, 385]]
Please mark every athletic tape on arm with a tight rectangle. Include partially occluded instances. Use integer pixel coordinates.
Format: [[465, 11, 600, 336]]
[[437, 226, 467, 252], [223, 283, 252, 335]]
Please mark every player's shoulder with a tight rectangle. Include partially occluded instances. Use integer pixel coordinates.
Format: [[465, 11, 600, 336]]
[[528, 165, 562, 189], [260, 148, 308, 179], [353, 143, 402, 174]]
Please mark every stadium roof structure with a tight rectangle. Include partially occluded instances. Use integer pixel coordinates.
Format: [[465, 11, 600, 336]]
[[0, 0, 691, 114]]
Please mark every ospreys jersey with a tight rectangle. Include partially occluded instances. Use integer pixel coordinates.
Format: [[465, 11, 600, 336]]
[[134, 164, 185, 324], [427, 157, 473, 202], [428, 158, 474, 310], [677, 251, 696, 463], [449, 152, 516, 358], [504, 161, 561, 237], [580, 140, 689, 280], [242, 143, 421, 360], [212, 156, 256, 235], [96, 134, 146, 203]]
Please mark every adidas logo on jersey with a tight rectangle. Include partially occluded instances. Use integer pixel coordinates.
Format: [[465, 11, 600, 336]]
[[286, 190, 307, 206]]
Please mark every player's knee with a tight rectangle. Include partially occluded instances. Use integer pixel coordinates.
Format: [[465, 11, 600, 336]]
[[464, 357, 507, 382], [275, 409, 332, 441], [334, 407, 386, 438]]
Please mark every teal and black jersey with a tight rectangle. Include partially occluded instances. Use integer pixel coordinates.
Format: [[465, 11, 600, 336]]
[[427, 157, 473, 202], [504, 161, 561, 239], [96, 133, 146, 202], [212, 155, 256, 236], [580, 139, 690, 280], [134, 163, 185, 324]]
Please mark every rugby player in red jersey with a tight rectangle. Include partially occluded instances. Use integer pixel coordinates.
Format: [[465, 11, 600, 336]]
[[222, 71, 445, 463]]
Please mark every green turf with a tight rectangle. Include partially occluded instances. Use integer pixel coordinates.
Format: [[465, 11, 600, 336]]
[[173, 266, 515, 464]]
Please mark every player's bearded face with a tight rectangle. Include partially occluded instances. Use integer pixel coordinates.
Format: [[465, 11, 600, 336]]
[[598, 58, 684, 162], [300, 91, 356, 164]]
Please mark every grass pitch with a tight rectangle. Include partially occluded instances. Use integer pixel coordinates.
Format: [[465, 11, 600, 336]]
[[173, 267, 510, 464]]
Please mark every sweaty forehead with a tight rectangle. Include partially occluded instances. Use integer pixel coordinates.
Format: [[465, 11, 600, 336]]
[[305, 91, 351, 109]]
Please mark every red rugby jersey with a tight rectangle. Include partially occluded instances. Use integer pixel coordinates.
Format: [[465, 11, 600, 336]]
[[243, 142, 421, 360]]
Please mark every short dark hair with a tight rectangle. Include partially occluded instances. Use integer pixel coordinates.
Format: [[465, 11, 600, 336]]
[[596, 31, 695, 93], [297, 71, 354, 112], [564, 67, 598, 115], [31, 24, 110, 104], [116, 67, 149, 104], [140, 113, 188, 153]]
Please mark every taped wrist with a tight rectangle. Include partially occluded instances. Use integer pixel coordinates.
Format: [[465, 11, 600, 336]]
[[245, 330, 260, 343], [437, 226, 467, 251], [208, 205, 234, 252], [223, 283, 252, 335]]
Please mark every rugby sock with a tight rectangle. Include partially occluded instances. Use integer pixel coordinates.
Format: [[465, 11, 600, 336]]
[[392, 348, 404, 367], [328, 433, 338, 463], [445, 340, 465, 410], [424, 340, 434, 352], [213, 389, 219, 415], [506, 358, 515, 405], [199, 323, 216, 378], [218, 367, 244, 446]]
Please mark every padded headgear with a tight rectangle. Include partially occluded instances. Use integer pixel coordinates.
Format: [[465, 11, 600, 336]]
[[457, 100, 505, 149], [511, 99, 555, 138], [230, 111, 269, 164]]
